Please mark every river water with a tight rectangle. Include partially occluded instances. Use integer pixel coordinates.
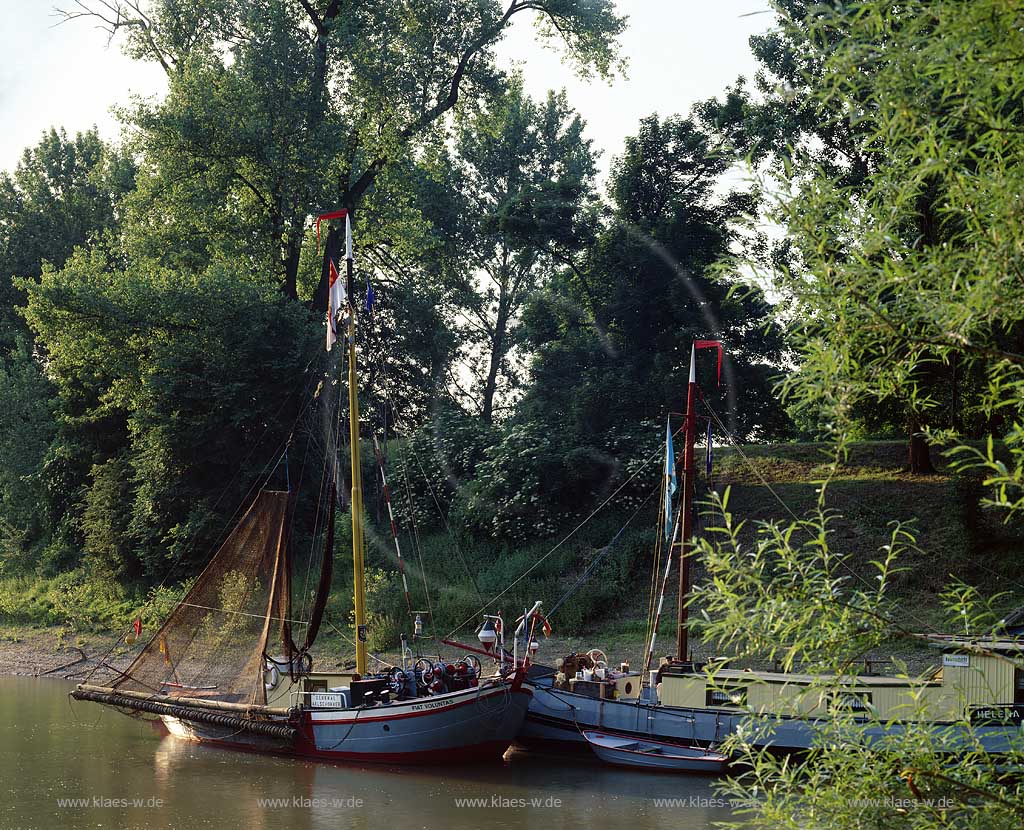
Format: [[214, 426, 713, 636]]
[[0, 676, 740, 830]]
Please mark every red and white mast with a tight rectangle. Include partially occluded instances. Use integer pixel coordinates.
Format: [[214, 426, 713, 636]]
[[675, 340, 722, 664]]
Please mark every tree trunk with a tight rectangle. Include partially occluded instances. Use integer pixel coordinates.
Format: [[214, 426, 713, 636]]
[[908, 428, 935, 475], [481, 324, 505, 424], [282, 225, 303, 301], [481, 289, 511, 424]]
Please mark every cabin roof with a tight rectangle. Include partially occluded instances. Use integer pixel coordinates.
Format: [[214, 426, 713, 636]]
[[924, 636, 1024, 654], [685, 668, 940, 686]]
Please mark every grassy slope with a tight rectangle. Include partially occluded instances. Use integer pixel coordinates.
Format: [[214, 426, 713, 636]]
[[561, 440, 1024, 665], [3, 441, 1022, 672]]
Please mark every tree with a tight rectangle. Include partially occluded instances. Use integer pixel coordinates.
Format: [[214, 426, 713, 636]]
[[523, 113, 788, 443], [22, 253, 320, 578], [0, 342, 57, 569], [699, 0, 966, 473], [59, 0, 625, 303], [466, 113, 789, 540], [696, 2, 1024, 826], [424, 79, 597, 422], [0, 127, 135, 352], [0, 128, 136, 570]]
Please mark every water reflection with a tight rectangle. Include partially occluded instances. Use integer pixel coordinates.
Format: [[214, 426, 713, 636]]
[[1, 677, 734, 830]]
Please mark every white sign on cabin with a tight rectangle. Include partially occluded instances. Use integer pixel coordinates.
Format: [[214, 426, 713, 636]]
[[943, 653, 970, 668], [311, 692, 344, 707]]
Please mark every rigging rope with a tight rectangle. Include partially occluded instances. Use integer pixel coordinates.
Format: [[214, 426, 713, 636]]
[[397, 435, 437, 639], [406, 428, 487, 607], [546, 484, 660, 620], [371, 434, 414, 614], [444, 436, 669, 640]]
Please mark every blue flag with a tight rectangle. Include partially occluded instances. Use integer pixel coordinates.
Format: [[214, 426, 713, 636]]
[[365, 277, 376, 313], [664, 417, 677, 540]]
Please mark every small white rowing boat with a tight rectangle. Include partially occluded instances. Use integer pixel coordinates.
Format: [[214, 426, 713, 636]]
[[581, 730, 728, 773]]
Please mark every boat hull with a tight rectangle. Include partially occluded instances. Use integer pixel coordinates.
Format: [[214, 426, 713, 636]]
[[162, 682, 531, 764], [583, 730, 728, 773], [520, 680, 1024, 754]]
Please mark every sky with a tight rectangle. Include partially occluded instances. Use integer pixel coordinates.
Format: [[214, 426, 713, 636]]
[[0, 1, 774, 177]]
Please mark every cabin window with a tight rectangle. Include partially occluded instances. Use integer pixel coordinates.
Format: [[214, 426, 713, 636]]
[[1015, 670, 1024, 705], [706, 687, 746, 707], [829, 691, 874, 713]]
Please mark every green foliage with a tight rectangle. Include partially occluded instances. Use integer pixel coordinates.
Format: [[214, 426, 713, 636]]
[[0, 127, 135, 350], [0, 570, 139, 631], [383, 404, 498, 531], [66, 0, 624, 300], [446, 111, 791, 542], [521, 112, 790, 444], [697, 489, 1024, 829], [0, 342, 56, 568], [22, 255, 318, 579], [422, 77, 598, 422], [699, 1, 1024, 826], [693, 489, 909, 671], [359, 568, 405, 653], [81, 454, 137, 581], [766, 0, 1024, 505]]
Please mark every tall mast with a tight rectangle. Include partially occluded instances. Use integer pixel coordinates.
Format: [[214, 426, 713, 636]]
[[674, 339, 723, 664], [343, 213, 368, 675], [675, 344, 699, 663]]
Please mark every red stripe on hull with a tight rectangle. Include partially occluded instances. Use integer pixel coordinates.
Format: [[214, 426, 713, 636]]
[[179, 732, 514, 765], [296, 740, 514, 765], [309, 686, 530, 724]]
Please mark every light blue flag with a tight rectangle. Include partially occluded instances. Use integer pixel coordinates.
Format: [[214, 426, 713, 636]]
[[664, 417, 677, 540]]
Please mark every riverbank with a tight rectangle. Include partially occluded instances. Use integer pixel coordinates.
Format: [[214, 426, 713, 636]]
[[0, 625, 129, 678], [0, 621, 945, 683], [3, 441, 1022, 680]]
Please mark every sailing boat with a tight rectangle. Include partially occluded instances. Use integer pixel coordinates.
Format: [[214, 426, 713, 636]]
[[73, 209, 534, 764], [518, 341, 1024, 756]]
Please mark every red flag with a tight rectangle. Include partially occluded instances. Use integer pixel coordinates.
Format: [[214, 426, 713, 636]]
[[694, 339, 724, 386]]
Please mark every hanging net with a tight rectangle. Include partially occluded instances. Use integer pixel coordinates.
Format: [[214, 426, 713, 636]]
[[113, 490, 293, 706]]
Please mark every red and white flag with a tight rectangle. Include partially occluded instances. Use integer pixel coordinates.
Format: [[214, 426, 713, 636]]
[[326, 257, 347, 351]]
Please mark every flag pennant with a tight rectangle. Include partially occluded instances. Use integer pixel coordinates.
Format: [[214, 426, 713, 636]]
[[158, 634, 171, 667], [316, 208, 348, 251], [326, 257, 347, 351], [664, 416, 677, 540], [365, 276, 375, 313]]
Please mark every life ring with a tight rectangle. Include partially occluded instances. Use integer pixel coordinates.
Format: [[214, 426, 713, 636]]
[[586, 648, 608, 669], [263, 659, 281, 691]]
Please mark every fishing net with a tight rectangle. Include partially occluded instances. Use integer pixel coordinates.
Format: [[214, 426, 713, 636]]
[[113, 490, 293, 706]]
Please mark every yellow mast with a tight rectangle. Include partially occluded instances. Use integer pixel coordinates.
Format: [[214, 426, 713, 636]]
[[343, 214, 368, 675], [348, 309, 368, 674]]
